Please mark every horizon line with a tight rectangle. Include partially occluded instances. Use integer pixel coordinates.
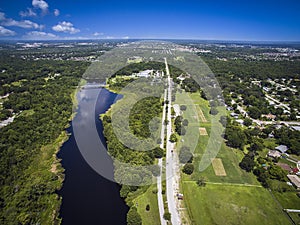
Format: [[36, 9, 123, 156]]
[[0, 38, 300, 43]]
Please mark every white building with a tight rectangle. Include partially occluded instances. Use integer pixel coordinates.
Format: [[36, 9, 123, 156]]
[[137, 70, 153, 78], [275, 145, 288, 154]]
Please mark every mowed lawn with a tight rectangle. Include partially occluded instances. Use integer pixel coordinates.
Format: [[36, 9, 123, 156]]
[[176, 91, 292, 224], [177, 91, 259, 185], [191, 140, 259, 184], [273, 192, 300, 224], [183, 182, 291, 225], [132, 185, 160, 225]]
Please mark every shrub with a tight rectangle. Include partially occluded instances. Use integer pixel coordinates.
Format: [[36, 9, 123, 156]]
[[180, 105, 187, 111], [163, 212, 171, 221], [146, 204, 150, 211], [150, 165, 161, 177], [182, 119, 189, 126], [179, 147, 193, 163], [153, 147, 164, 158], [182, 163, 194, 175], [210, 107, 219, 115], [196, 177, 206, 187], [169, 133, 178, 143], [157, 138, 162, 144]]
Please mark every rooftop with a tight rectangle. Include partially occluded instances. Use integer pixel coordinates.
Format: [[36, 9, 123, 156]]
[[276, 163, 291, 171], [275, 145, 288, 153], [291, 126, 300, 131], [287, 175, 300, 189], [268, 150, 281, 158]]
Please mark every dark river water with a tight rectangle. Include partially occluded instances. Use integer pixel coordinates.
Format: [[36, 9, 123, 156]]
[[57, 87, 128, 225]]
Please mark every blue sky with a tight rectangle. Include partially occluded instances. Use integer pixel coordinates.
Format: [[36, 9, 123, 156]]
[[0, 0, 299, 40]]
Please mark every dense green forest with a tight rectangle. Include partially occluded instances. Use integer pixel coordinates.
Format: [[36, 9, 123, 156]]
[[103, 66, 166, 222], [103, 95, 162, 180], [129, 97, 162, 138], [204, 57, 300, 80], [102, 96, 163, 222], [0, 55, 88, 224]]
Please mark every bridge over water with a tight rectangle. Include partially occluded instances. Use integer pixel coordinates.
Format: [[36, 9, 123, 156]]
[[82, 84, 106, 89]]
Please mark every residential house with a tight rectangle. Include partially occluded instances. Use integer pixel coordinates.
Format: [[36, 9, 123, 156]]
[[275, 145, 288, 154], [276, 163, 291, 172], [287, 175, 300, 189], [267, 150, 281, 158]]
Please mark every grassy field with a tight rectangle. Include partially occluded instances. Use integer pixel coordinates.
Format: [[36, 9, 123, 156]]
[[191, 141, 259, 184], [273, 191, 300, 224], [174, 90, 296, 225], [131, 185, 161, 225], [183, 182, 291, 225], [176, 91, 258, 184], [211, 158, 227, 176]]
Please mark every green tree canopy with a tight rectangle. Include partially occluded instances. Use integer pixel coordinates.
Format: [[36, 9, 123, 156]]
[[127, 207, 142, 225], [182, 163, 194, 175]]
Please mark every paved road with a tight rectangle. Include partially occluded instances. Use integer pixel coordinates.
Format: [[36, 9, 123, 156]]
[[231, 99, 300, 127], [252, 119, 300, 126], [157, 90, 167, 225], [231, 99, 248, 117], [165, 58, 181, 225], [265, 94, 290, 112]]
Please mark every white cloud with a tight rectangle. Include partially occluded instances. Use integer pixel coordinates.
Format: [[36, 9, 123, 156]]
[[0, 26, 16, 36], [93, 32, 103, 36], [32, 0, 49, 12], [2, 19, 42, 29], [122, 36, 130, 39], [54, 9, 60, 16], [19, 8, 37, 17], [0, 12, 43, 29], [23, 31, 57, 39], [52, 21, 80, 34]]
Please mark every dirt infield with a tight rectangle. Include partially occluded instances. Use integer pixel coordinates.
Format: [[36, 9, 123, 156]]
[[196, 105, 207, 122], [211, 158, 227, 176], [199, 127, 208, 135]]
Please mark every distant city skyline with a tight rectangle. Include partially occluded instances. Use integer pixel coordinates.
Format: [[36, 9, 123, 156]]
[[0, 0, 300, 41]]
